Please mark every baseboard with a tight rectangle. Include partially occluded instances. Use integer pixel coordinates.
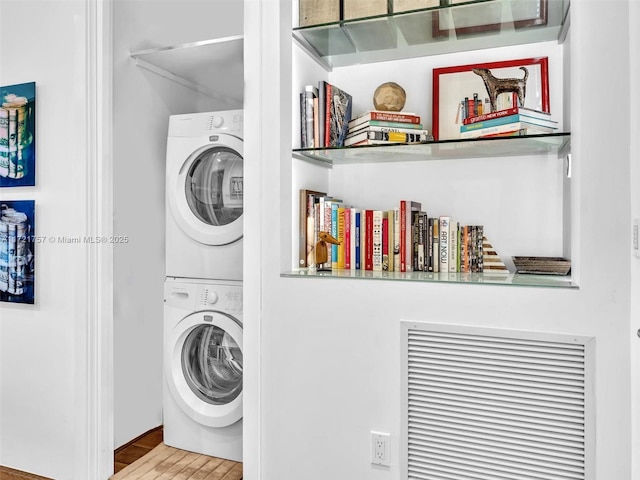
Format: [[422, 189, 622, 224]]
[[114, 425, 163, 454]]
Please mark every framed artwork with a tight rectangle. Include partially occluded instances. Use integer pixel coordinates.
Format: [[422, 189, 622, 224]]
[[0, 200, 35, 304], [433, 0, 548, 37], [0, 81, 36, 187], [432, 57, 550, 140]]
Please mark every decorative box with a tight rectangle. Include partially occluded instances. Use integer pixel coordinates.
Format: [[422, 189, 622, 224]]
[[299, 0, 340, 27], [393, 0, 440, 13], [343, 0, 390, 20]]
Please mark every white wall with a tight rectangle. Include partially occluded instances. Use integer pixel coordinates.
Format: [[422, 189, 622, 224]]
[[112, 0, 243, 448], [0, 1, 107, 478], [629, 0, 640, 478], [253, 2, 636, 480]]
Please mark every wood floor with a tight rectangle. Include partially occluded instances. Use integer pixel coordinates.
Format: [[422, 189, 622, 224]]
[[0, 466, 54, 480], [0, 426, 241, 480], [114, 425, 165, 473], [114, 426, 242, 480]]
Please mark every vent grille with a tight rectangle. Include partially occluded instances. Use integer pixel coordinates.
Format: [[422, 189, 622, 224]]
[[404, 325, 589, 480]]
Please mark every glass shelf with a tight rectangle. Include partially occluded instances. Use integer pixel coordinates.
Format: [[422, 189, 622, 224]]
[[130, 35, 244, 107], [293, 0, 569, 69], [292, 132, 570, 166], [281, 269, 577, 289]]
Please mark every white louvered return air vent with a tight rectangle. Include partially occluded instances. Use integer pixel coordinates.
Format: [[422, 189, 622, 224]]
[[401, 323, 594, 480]]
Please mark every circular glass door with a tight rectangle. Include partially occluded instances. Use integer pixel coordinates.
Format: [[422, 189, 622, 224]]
[[182, 323, 243, 406], [186, 146, 243, 229]]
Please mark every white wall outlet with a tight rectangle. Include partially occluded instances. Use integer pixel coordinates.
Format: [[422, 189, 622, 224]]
[[371, 431, 390, 466]]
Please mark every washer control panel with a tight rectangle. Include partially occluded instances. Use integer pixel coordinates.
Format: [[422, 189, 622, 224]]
[[198, 284, 242, 313]]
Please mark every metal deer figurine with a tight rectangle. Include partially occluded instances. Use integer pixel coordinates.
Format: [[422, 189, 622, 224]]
[[472, 67, 529, 112]]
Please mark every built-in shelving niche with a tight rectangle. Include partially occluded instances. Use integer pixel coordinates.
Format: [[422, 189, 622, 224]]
[[293, 0, 570, 69], [130, 35, 244, 107], [285, 133, 575, 289]]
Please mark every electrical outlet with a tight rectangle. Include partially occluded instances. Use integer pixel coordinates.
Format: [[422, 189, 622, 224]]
[[371, 431, 390, 466]]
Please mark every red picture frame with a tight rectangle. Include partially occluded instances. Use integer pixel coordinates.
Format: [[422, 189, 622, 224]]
[[432, 56, 550, 141]]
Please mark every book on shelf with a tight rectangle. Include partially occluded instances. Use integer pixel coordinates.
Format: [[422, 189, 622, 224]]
[[337, 206, 346, 269], [460, 113, 558, 132], [348, 119, 425, 133], [439, 216, 450, 273], [416, 212, 426, 272], [386, 209, 395, 272], [299, 188, 326, 268], [347, 207, 356, 270], [347, 123, 429, 139], [319, 80, 353, 147], [393, 208, 400, 272], [313, 96, 320, 148], [460, 122, 556, 139], [364, 209, 374, 270], [382, 212, 389, 271], [349, 110, 421, 129], [331, 201, 344, 269], [319, 196, 341, 270], [373, 210, 383, 271], [345, 129, 431, 147], [460, 225, 470, 273], [412, 211, 420, 271], [351, 208, 362, 270], [300, 85, 318, 149], [431, 218, 439, 273], [463, 106, 556, 126], [449, 220, 458, 273], [317, 80, 326, 147], [427, 217, 435, 272], [399, 200, 422, 272]]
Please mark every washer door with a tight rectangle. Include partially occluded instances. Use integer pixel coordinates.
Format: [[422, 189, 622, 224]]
[[165, 310, 243, 427], [168, 134, 243, 246]]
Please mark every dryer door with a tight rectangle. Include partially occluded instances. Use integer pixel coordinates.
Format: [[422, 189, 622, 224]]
[[168, 134, 243, 246], [165, 310, 243, 427]]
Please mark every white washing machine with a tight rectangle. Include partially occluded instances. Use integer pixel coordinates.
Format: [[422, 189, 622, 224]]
[[163, 277, 243, 461], [166, 110, 243, 281]]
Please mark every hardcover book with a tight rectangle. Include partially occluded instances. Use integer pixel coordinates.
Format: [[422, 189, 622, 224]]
[[400, 200, 422, 272], [464, 106, 555, 125], [321, 81, 353, 147], [349, 110, 421, 129], [345, 129, 431, 147], [364, 209, 374, 270], [460, 114, 558, 132], [299, 188, 325, 268], [373, 210, 383, 271], [459, 122, 555, 138], [439, 216, 450, 273], [449, 219, 458, 273], [354, 210, 361, 270]]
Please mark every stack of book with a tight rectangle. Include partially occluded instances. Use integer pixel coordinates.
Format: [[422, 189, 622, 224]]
[[460, 106, 558, 138], [299, 81, 353, 148], [344, 110, 432, 146]]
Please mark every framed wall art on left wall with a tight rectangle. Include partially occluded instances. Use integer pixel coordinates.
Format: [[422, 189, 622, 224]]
[[0, 81, 36, 187], [0, 200, 35, 304]]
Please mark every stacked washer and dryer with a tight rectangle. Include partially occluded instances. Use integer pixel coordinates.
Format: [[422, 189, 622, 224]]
[[164, 110, 244, 462]]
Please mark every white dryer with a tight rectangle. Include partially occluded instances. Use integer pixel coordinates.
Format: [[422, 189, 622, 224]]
[[163, 277, 243, 461], [166, 110, 243, 281]]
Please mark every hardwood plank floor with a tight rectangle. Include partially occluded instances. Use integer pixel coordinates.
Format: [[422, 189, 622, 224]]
[[114, 425, 164, 474], [0, 466, 53, 480]]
